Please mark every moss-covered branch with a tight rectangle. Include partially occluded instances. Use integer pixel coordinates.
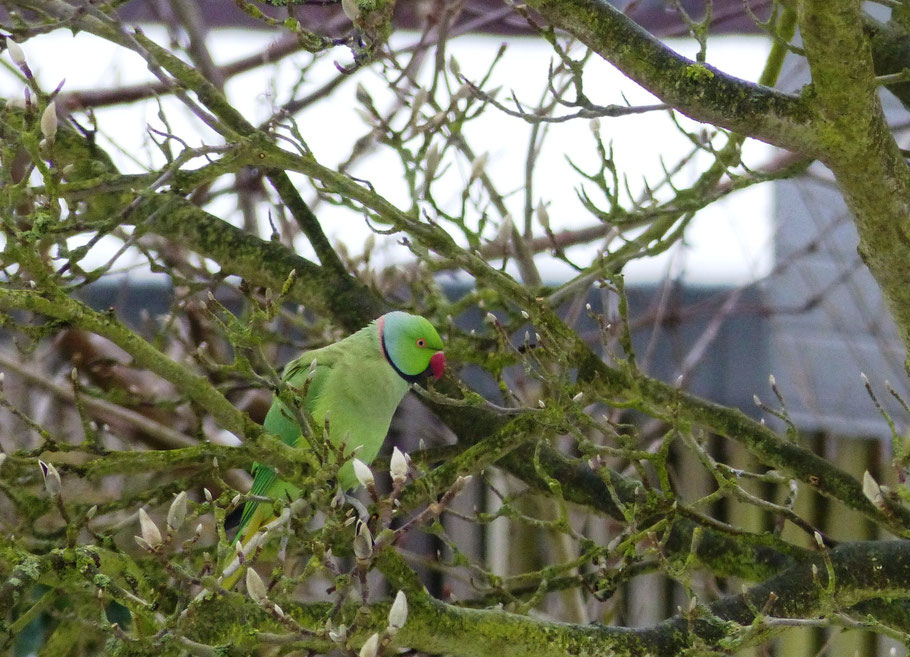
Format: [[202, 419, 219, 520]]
[[71, 539, 910, 657], [129, 192, 384, 332], [520, 0, 817, 155], [0, 287, 259, 442], [797, 1, 910, 367]]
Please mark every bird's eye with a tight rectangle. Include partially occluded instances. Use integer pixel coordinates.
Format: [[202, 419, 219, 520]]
[[416, 338, 426, 348]]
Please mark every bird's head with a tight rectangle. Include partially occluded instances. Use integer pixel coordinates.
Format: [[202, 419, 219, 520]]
[[378, 311, 445, 383]]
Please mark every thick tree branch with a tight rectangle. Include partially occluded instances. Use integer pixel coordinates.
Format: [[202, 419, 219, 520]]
[[0, 287, 261, 442], [797, 0, 910, 368], [181, 540, 910, 656], [521, 0, 818, 155]]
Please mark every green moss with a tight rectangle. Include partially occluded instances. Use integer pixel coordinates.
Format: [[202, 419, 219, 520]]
[[685, 63, 715, 83]]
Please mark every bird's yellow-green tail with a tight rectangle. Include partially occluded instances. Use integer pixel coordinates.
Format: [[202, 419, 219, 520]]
[[220, 503, 273, 590]]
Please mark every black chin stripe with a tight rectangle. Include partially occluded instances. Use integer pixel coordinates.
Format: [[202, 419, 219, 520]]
[[381, 324, 422, 384]]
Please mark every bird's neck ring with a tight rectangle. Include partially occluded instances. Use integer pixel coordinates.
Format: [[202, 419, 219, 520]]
[[378, 315, 421, 384]]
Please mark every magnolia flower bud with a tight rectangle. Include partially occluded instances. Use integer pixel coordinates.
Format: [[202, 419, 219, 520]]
[[39, 460, 61, 497], [387, 590, 408, 631], [352, 458, 374, 488], [341, 0, 360, 21], [331, 487, 346, 508], [245, 567, 268, 603], [355, 83, 372, 107], [138, 508, 162, 547], [495, 215, 514, 247], [6, 40, 25, 67], [167, 491, 187, 532], [537, 201, 551, 232], [863, 470, 884, 508], [328, 624, 348, 643], [0, 453, 6, 469], [590, 117, 601, 138], [40, 101, 57, 142], [390, 447, 408, 484], [86, 505, 98, 520], [203, 487, 213, 503], [134, 536, 154, 551], [353, 519, 373, 560], [359, 632, 380, 657], [813, 531, 825, 548]]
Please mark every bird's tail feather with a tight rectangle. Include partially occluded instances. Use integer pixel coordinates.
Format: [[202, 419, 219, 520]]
[[220, 506, 271, 590]]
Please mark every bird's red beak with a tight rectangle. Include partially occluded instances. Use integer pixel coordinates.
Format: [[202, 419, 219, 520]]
[[429, 351, 445, 380]]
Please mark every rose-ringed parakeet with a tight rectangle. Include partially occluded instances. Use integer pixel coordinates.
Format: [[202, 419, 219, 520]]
[[232, 311, 445, 551]]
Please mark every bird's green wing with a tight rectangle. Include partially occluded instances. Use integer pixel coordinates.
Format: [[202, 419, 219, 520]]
[[235, 352, 332, 540], [308, 330, 410, 489]]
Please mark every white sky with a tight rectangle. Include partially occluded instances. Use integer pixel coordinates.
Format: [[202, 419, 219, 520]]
[[1, 27, 773, 285]]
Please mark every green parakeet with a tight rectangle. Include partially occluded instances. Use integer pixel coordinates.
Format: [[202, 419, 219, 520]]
[[233, 311, 445, 549]]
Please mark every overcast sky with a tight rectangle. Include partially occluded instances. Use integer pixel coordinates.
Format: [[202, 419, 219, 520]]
[[1, 27, 773, 285]]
